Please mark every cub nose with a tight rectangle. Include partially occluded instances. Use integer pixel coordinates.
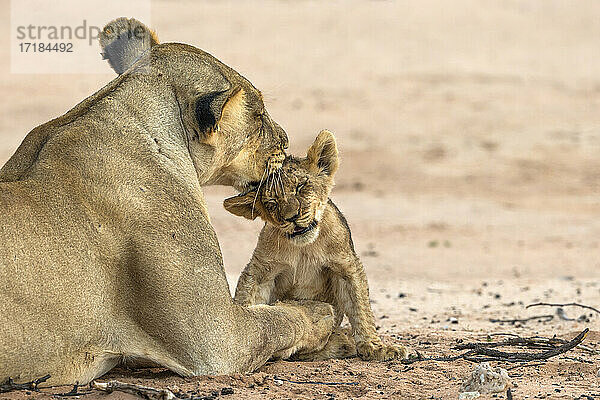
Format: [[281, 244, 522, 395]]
[[282, 198, 300, 222]]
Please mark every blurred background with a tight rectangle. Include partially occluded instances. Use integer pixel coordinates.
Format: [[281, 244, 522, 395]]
[[1, 0, 599, 328]]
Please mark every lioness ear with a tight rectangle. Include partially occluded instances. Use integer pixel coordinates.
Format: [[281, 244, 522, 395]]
[[223, 190, 262, 220], [307, 130, 339, 177], [192, 87, 244, 139], [100, 18, 159, 74]]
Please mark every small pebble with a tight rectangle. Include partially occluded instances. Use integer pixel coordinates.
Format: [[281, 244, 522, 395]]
[[459, 392, 480, 399], [221, 387, 234, 395]]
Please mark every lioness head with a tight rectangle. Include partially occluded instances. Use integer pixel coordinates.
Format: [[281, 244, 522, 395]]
[[99, 18, 287, 191], [224, 130, 338, 245]]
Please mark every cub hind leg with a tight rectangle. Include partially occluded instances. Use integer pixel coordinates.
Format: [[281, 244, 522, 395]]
[[332, 262, 408, 361]]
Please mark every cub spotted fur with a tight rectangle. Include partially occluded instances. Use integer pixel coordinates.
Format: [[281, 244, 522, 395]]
[[223, 130, 407, 361]]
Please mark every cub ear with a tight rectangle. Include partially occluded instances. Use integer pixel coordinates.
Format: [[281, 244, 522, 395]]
[[99, 18, 159, 74], [223, 190, 262, 220], [307, 129, 339, 177]]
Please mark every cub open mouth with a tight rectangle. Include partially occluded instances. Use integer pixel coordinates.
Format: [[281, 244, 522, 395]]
[[288, 221, 317, 238]]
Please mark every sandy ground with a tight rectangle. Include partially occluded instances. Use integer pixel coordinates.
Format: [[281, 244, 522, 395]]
[[1, 0, 599, 399]]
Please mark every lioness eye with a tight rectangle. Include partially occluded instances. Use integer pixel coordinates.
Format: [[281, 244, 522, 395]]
[[265, 200, 277, 211]]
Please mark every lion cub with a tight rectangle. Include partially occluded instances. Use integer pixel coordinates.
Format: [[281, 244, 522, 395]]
[[224, 130, 406, 361]]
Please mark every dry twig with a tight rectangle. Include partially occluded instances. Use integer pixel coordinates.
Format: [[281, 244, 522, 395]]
[[402, 329, 589, 365], [455, 335, 573, 351], [55, 384, 92, 397], [526, 302, 600, 315], [0, 375, 50, 393], [91, 380, 177, 400], [489, 315, 554, 324]]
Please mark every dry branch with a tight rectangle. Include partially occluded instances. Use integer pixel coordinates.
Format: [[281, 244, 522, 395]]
[[454, 335, 572, 351], [0, 375, 50, 393], [526, 302, 600, 315], [489, 315, 554, 324], [91, 380, 177, 400], [402, 328, 589, 365], [55, 384, 92, 397]]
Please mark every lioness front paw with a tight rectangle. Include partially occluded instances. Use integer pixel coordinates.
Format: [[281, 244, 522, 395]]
[[356, 340, 408, 361], [273, 300, 335, 359], [292, 327, 357, 361]]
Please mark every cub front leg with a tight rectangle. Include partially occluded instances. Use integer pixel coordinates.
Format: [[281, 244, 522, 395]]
[[234, 256, 280, 306], [333, 258, 407, 361], [234, 266, 260, 306]]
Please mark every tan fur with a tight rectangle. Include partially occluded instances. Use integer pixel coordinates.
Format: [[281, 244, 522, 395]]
[[224, 131, 408, 361], [99, 18, 160, 75], [0, 19, 334, 386]]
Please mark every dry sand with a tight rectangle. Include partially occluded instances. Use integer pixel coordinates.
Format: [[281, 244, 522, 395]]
[[0, 1, 598, 399]]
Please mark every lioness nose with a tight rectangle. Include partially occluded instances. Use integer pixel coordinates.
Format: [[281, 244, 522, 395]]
[[282, 198, 300, 222], [285, 213, 299, 222]]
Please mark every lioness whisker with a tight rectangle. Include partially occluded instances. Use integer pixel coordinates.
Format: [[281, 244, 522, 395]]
[[269, 172, 275, 193], [252, 167, 267, 219], [273, 172, 279, 197], [274, 170, 280, 197], [278, 170, 285, 197]]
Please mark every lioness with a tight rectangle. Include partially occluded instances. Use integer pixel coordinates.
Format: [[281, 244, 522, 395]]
[[0, 18, 335, 386], [223, 130, 407, 361]]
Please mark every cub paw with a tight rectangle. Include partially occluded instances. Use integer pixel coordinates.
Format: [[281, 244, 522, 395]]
[[356, 340, 408, 361]]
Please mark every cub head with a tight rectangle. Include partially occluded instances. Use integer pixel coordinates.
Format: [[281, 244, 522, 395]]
[[99, 18, 287, 191], [224, 130, 338, 246]]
